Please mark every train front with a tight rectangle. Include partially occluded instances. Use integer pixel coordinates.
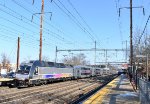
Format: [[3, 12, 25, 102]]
[[12, 63, 33, 87]]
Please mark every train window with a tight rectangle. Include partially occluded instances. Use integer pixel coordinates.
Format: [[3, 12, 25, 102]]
[[34, 67, 38, 75], [55, 63, 66, 68], [29, 60, 34, 63], [47, 62, 55, 67], [17, 65, 30, 74], [59, 63, 66, 68], [44, 62, 49, 67], [81, 67, 91, 75]]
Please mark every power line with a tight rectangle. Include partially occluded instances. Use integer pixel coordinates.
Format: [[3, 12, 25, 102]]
[[23, 0, 78, 45], [18, 0, 86, 48], [114, 0, 123, 43], [138, 15, 150, 43], [67, 0, 99, 41], [52, 0, 95, 42], [10, 0, 73, 44], [0, 3, 73, 45]]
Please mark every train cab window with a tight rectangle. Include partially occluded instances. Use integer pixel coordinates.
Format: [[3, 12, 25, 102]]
[[34, 67, 38, 75], [17, 65, 31, 74]]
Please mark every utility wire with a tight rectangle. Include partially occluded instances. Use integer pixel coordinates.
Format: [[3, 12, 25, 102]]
[[0, 4, 72, 45], [23, 0, 78, 45], [114, 0, 123, 42], [53, 0, 95, 42], [67, 0, 99, 41], [11, 0, 73, 44], [138, 15, 150, 43], [22, 0, 84, 48]]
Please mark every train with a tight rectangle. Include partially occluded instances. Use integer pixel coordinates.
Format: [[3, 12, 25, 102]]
[[3, 60, 115, 87]]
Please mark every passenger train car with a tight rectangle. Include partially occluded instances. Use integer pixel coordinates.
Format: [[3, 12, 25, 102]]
[[6, 60, 115, 87], [95, 68, 103, 76], [73, 65, 92, 78], [9, 60, 94, 87]]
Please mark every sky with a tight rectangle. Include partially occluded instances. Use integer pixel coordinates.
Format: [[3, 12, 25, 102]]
[[0, 0, 150, 64]]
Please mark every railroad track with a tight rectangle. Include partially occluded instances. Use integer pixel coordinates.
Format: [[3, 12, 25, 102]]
[[71, 74, 118, 104], [0, 81, 83, 104], [0, 81, 74, 100], [0, 75, 118, 104], [0, 79, 100, 104]]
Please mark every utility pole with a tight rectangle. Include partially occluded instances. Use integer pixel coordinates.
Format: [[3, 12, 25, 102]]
[[130, 0, 133, 66], [94, 41, 96, 66], [16, 37, 20, 70], [32, 0, 52, 62], [39, 0, 44, 62]]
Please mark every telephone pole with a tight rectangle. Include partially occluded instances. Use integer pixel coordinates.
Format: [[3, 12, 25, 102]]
[[39, 0, 44, 62], [130, 0, 133, 66], [32, 0, 52, 62], [16, 37, 20, 70]]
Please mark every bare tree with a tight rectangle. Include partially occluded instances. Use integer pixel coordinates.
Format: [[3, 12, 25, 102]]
[[133, 28, 150, 76], [1, 53, 10, 69], [62, 53, 89, 65]]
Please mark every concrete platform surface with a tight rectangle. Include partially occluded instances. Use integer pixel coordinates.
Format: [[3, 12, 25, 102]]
[[83, 74, 140, 104]]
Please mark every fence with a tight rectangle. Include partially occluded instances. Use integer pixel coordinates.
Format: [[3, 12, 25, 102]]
[[138, 78, 150, 104]]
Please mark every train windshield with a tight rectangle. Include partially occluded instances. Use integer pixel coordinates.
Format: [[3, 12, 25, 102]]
[[17, 65, 31, 74]]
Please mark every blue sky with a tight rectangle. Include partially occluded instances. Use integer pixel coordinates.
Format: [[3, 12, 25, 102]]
[[0, 0, 150, 64]]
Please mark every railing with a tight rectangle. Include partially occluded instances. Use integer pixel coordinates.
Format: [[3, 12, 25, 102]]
[[138, 78, 150, 104]]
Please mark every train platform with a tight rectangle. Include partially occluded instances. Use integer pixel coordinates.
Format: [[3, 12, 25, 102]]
[[83, 74, 140, 104]]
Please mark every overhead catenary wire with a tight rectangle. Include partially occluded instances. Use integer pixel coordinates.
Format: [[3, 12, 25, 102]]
[[0, 0, 99, 63], [21, 0, 80, 46], [52, 0, 95, 42], [138, 15, 150, 44], [10, 0, 74, 44], [67, 0, 100, 41], [11, 0, 87, 49], [0, 3, 73, 46], [114, 0, 123, 43], [0, 19, 64, 49]]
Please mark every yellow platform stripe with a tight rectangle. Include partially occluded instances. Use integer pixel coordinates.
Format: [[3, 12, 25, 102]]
[[83, 78, 119, 104]]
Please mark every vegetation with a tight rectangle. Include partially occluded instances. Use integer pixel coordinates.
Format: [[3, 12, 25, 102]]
[[0, 53, 10, 69], [62, 53, 89, 65], [133, 29, 150, 76]]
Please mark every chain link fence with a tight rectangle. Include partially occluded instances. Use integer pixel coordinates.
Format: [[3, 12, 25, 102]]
[[138, 78, 150, 104]]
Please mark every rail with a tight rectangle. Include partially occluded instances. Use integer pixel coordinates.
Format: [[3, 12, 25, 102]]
[[70, 74, 118, 104]]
